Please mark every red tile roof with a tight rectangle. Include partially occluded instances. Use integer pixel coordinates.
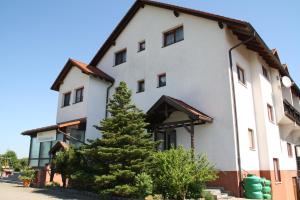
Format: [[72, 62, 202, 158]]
[[51, 58, 114, 91], [147, 95, 213, 123]]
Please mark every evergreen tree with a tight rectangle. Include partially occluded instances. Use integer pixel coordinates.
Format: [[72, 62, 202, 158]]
[[91, 82, 155, 198]]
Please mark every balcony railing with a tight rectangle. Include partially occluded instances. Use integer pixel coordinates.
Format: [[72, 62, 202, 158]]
[[283, 99, 300, 126]]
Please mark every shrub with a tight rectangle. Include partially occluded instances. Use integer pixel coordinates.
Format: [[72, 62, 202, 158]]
[[19, 167, 35, 181], [201, 191, 215, 200], [135, 172, 153, 198], [149, 147, 218, 200]]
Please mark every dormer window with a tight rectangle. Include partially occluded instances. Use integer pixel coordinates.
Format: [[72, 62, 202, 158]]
[[115, 49, 127, 66], [75, 88, 84, 103], [62, 92, 71, 107]]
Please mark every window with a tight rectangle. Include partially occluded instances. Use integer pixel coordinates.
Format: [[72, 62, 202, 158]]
[[155, 130, 176, 151], [75, 88, 84, 103], [62, 92, 71, 107], [287, 143, 293, 157], [29, 137, 54, 168], [267, 104, 274, 122], [273, 158, 281, 182], [158, 73, 166, 88], [262, 66, 269, 80], [137, 80, 145, 93], [248, 129, 256, 150], [237, 65, 246, 85], [115, 49, 127, 66], [138, 41, 145, 52], [164, 26, 184, 46]]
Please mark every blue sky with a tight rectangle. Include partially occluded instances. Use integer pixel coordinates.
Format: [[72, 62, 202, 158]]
[[0, 0, 299, 158]]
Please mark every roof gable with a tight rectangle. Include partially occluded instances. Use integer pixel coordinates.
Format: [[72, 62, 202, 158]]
[[51, 59, 114, 91], [88, 0, 300, 97], [89, 0, 248, 67]]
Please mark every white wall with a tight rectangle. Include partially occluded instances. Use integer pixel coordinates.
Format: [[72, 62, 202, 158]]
[[96, 5, 237, 171], [86, 77, 110, 142], [56, 66, 109, 143], [56, 67, 89, 123]]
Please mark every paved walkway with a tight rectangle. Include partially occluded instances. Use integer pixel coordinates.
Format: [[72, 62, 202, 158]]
[[0, 182, 99, 200]]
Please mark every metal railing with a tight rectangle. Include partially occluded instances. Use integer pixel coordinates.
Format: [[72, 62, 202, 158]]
[[283, 99, 300, 126]]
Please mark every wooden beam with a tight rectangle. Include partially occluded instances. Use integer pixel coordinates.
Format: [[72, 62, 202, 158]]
[[183, 124, 192, 133]]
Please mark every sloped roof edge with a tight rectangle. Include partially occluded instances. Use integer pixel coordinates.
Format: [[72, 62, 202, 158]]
[[51, 58, 114, 91]]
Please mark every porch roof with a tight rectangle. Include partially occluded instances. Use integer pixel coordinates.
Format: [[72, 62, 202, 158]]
[[21, 118, 87, 136], [147, 95, 213, 125], [21, 125, 58, 136]]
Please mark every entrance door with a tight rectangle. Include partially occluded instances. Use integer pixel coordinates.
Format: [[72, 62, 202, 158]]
[[155, 129, 176, 151]]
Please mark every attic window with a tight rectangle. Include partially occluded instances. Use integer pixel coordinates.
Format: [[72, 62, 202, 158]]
[[115, 49, 127, 66], [262, 66, 269, 80], [164, 26, 184, 47], [138, 41, 146, 52]]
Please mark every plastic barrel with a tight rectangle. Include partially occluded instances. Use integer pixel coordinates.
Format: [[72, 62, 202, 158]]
[[244, 191, 264, 199], [244, 183, 263, 192], [262, 186, 271, 194], [243, 175, 261, 185], [263, 193, 272, 199]]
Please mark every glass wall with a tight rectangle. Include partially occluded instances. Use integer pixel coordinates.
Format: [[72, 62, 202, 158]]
[[29, 137, 55, 168]]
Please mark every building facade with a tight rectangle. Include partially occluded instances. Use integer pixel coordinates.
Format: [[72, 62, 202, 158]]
[[22, 1, 300, 199]]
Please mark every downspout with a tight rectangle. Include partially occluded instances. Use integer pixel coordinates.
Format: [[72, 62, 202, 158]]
[[228, 29, 256, 196], [105, 82, 114, 118]]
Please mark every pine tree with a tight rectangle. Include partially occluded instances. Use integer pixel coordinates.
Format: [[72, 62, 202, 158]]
[[92, 81, 155, 198]]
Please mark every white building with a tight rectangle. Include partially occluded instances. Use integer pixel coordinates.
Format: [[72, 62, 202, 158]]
[[22, 1, 300, 199]]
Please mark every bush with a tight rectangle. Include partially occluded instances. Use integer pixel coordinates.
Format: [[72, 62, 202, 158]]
[[149, 147, 218, 200], [19, 167, 35, 181], [52, 147, 79, 188], [135, 172, 153, 198], [201, 191, 215, 200]]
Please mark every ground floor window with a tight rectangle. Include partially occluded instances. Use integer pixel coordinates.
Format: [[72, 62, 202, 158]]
[[273, 158, 281, 182], [155, 129, 176, 151], [29, 138, 55, 168]]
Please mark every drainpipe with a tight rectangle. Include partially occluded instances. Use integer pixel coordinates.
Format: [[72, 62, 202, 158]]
[[105, 82, 114, 118], [228, 29, 256, 196]]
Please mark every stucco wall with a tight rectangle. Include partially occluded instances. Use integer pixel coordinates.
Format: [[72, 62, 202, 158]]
[[96, 5, 237, 171], [56, 67, 89, 123]]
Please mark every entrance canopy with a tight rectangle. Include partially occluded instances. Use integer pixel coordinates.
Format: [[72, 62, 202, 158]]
[[147, 95, 213, 126], [147, 95, 213, 149]]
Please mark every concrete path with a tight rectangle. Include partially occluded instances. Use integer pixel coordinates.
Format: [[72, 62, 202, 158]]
[[0, 182, 99, 200]]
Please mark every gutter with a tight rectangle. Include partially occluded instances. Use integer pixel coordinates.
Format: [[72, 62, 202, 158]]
[[228, 30, 256, 196], [105, 82, 114, 118]]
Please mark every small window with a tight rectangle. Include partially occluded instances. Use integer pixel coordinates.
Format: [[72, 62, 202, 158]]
[[138, 41, 145, 52], [248, 129, 256, 150], [75, 88, 84, 103], [287, 143, 293, 157], [115, 49, 127, 66], [237, 65, 246, 85], [137, 80, 145, 93], [273, 158, 281, 182], [164, 26, 184, 47], [262, 66, 269, 80], [267, 104, 274, 122], [62, 92, 71, 107], [158, 73, 166, 88]]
